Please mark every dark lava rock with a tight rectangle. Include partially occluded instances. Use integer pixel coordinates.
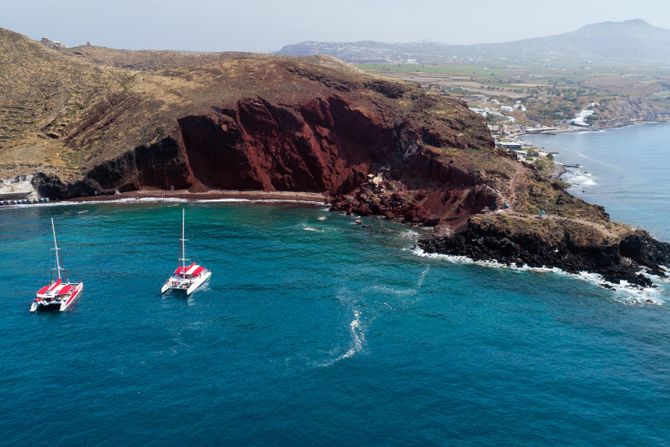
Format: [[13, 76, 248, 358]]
[[419, 225, 670, 289]]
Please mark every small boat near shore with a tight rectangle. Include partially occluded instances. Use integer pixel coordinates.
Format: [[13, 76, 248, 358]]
[[30, 218, 84, 312], [161, 208, 211, 296]]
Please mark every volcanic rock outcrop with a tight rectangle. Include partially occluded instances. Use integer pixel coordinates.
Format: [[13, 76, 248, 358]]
[[419, 214, 670, 288]]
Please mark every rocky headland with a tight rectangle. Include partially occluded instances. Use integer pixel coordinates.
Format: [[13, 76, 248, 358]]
[[1, 27, 669, 289]]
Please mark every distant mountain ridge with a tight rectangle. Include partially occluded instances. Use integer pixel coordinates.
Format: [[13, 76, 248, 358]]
[[278, 19, 670, 66]]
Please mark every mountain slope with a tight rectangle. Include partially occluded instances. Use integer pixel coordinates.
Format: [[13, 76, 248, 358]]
[[278, 19, 670, 66], [0, 28, 130, 175], [0, 27, 494, 199]]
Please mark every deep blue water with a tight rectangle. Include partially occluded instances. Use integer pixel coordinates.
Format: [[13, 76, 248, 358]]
[[1, 123, 670, 446]]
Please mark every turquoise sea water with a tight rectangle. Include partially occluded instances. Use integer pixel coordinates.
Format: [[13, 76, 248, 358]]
[[1, 123, 670, 446]]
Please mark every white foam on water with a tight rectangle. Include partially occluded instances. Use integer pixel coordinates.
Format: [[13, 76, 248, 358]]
[[302, 225, 325, 233], [661, 266, 670, 277], [110, 197, 190, 204], [198, 198, 325, 206], [338, 309, 365, 361], [371, 266, 430, 298], [417, 266, 430, 288], [572, 176, 597, 187], [319, 307, 366, 367], [1, 197, 187, 209], [1, 196, 326, 210], [400, 229, 421, 241], [642, 268, 670, 285], [411, 246, 665, 306], [317, 216, 327, 221], [371, 285, 418, 297], [318, 289, 370, 367], [577, 272, 664, 306], [562, 169, 598, 188], [0, 200, 86, 210]]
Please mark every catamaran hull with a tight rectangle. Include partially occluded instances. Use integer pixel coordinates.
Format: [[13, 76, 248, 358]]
[[30, 283, 84, 312], [161, 271, 211, 296], [187, 271, 211, 295], [30, 302, 60, 312], [60, 284, 83, 311]]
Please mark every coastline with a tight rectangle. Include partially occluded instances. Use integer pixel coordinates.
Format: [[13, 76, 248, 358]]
[[523, 120, 670, 185], [0, 189, 329, 209], [519, 118, 669, 137], [411, 245, 664, 305], [419, 120, 670, 294]]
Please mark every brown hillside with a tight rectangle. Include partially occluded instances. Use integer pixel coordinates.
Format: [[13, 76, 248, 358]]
[[0, 28, 611, 225]]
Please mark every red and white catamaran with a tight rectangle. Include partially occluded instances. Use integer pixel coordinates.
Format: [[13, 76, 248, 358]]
[[30, 218, 84, 312], [161, 208, 212, 296]]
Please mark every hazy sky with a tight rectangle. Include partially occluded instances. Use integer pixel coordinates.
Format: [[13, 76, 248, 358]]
[[1, 0, 669, 52]]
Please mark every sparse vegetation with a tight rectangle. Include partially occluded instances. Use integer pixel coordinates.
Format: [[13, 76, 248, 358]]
[[357, 62, 670, 131]]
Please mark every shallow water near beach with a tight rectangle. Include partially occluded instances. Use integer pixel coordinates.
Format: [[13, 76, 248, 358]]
[[1, 124, 670, 446]]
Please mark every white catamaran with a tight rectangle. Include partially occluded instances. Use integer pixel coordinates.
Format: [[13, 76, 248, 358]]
[[31, 218, 84, 312], [161, 208, 212, 296]]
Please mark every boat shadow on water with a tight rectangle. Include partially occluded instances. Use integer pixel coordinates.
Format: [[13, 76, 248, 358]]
[[31, 292, 84, 314], [160, 280, 212, 304]]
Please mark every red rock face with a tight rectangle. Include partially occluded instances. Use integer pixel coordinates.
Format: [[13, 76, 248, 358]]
[[172, 95, 499, 225], [178, 96, 399, 194], [33, 93, 498, 226]]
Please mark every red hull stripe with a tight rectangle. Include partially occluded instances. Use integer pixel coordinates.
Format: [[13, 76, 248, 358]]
[[64, 286, 81, 307], [174, 262, 198, 276], [48, 279, 62, 292]]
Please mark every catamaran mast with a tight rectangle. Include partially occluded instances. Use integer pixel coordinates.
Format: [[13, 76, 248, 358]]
[[179, 208, 188, 278], [51, 218, 64, 280]]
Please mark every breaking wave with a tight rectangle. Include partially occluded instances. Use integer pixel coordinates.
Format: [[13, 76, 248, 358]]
[[197, 198, 325, 205], [1, 196, 325, 210], [562, 168, 598, 190], [411, 246, 665, 306], [399, 229, 421, 241]]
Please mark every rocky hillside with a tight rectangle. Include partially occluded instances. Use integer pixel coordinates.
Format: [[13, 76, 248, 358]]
[[1, 28, 668, 289], [0, 27, 493, 208], [594, 97, 666, 128]]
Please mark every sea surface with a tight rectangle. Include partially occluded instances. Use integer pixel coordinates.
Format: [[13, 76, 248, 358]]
[[526, 122, 670, 238], [1, 123, 670, 446]]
